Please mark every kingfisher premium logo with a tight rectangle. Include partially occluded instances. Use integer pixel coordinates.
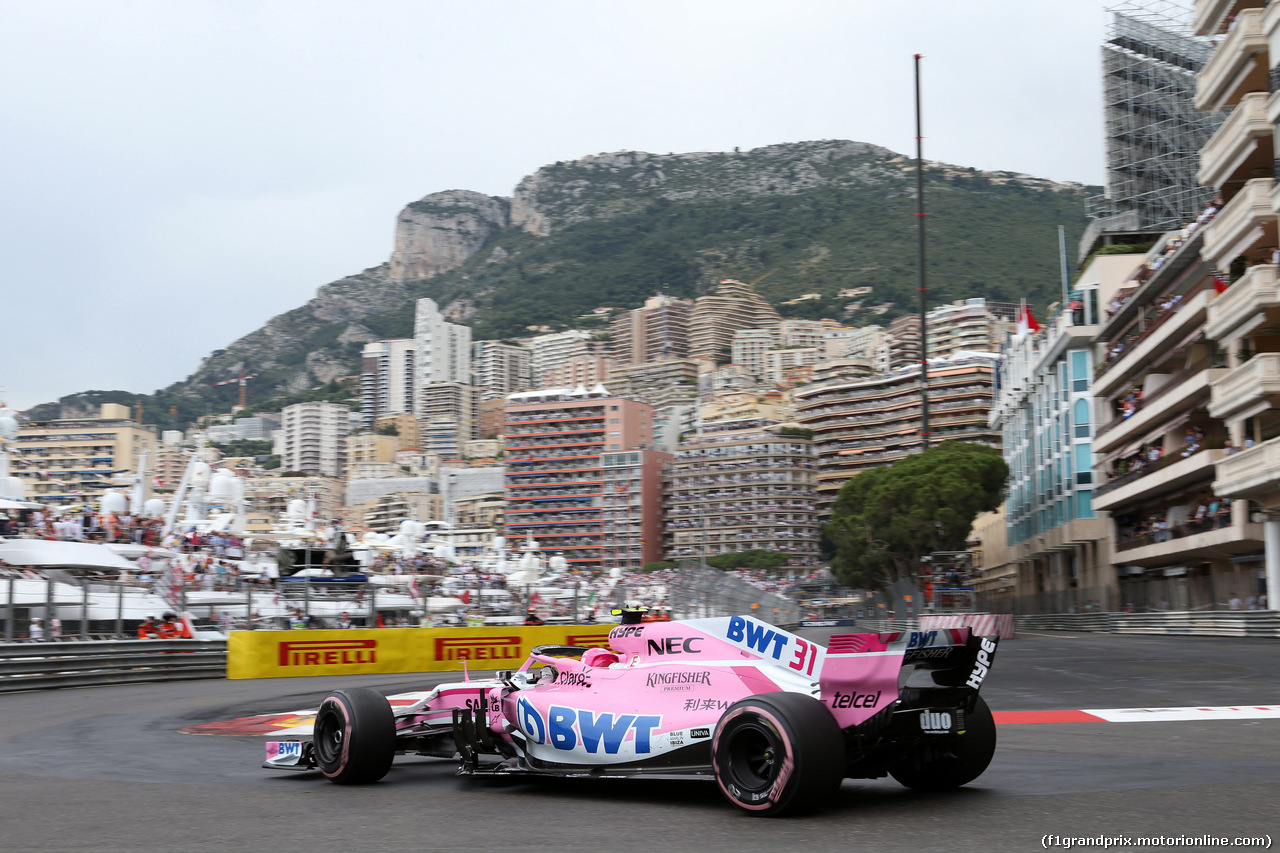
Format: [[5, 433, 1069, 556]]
[[278, 639, 377, 667], [434, 635, 523, 662]]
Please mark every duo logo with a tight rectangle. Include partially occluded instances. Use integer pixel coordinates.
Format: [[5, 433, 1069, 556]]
[[516, 697, 661, 754], [726, 616, 788, 660]]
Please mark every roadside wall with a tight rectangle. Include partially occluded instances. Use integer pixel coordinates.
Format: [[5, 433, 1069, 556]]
[[227, 625, 613, 679]]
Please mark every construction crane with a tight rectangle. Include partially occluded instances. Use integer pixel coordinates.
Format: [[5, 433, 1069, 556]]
[[213, 367, 258, 409]]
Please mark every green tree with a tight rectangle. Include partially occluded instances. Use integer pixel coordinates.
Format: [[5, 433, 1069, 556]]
[[824, 442, 1007, 590], [704, 550, 791, 571]]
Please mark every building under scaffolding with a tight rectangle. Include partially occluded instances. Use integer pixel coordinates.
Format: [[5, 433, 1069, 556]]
[[1086, 1, 1225, 241]]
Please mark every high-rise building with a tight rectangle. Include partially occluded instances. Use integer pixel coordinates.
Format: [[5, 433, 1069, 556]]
[[793, 354, 1001, 508], [472, 340, 533, 401], [420, 382, 475, 459], [503, 390, 664, 571], [12, 404, 158, 508], [926, 299, 1011, 357], [360, 339, 416, 426], [606, 359, 702, 408], [529, 330, 594, 385], [688, 279, 782, 362], [610, 295, 693, 365], [664, 417, 821, 566], [281, 402, 350, 478], [414, 298, 471, 411], [730, 328, 778, 381], [539, 355, 613, 389]]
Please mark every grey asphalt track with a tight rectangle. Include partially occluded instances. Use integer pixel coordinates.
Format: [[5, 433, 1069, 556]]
[[0, 631, 1277, 852]]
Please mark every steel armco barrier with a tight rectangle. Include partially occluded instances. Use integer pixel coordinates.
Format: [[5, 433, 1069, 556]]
[[1015, 611, 1280, 638], [0, 639, 227, 693]]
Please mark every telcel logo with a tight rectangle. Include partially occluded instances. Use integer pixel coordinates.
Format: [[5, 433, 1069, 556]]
[[278, 640, 377, 667], [830, 690, 881, 709], [434, 636, 523, 662]]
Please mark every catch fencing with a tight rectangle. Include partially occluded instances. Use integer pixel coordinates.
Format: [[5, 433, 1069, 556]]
[[612, 564, 804, 626], [0, 638, 227, 694]]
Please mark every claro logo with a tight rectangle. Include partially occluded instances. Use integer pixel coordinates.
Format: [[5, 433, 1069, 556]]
[[434, 636, 523, 662], [278, 639, 377, 667]]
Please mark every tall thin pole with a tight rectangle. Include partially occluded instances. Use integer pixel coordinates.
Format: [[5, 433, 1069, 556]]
[[1058, 225, 1070, 303], [915, 54, 930, 453]]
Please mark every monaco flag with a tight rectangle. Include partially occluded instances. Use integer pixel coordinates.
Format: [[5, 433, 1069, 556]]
[[1017, 299, 1041, 338]]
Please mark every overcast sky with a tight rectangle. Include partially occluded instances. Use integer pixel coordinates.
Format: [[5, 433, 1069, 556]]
[[0, 0, 1122, 410]]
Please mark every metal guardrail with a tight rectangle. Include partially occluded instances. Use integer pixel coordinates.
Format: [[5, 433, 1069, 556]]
[[1016, 611, 1280, 638], [0, 639, 227, 693]]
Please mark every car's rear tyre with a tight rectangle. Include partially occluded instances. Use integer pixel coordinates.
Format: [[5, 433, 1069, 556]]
[[711, 692, 845, 816], [313, 688, 395, 784], [889, 694, 996, 791]]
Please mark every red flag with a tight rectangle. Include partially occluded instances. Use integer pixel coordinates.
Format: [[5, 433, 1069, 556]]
[[460, 590, 471, 604], [1017, 300, 1041, 336], [1213, 272, 1229, 294]]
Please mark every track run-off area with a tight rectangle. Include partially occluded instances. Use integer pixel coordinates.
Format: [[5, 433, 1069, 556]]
[[0, 631, 1276, 853]]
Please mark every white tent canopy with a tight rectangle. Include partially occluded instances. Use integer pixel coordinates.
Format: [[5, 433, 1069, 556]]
[[0, 539, 135, 570]]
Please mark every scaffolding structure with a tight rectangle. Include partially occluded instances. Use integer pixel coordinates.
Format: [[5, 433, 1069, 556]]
[[1087, 1, 1226, 232]]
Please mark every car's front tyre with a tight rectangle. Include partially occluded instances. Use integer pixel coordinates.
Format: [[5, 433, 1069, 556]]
[[313, 688, 396, 784], [711, 692, 845, 816]]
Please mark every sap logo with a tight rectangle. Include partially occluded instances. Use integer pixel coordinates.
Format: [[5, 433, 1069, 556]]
[[610, 625, 645, 639], [907, 630, 939, 649], [725, 616, 788, 660], [646, 637, 703, 655], [690, 727, 710, 739], [830, 690, 882, 709], [518, 701, 662, 754], [278, 639, 376, 667], [965, 637, 997, 690], [919, 710, 953, 733]]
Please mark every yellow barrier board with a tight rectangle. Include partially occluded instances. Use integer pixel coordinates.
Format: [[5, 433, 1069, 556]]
[[227, 625, 615, 679]]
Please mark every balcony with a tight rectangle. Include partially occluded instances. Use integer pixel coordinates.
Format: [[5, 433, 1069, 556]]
[[1195, 7, 1268, 111], [1198, 92, 1273, 191], [1115, 512, 1264, 564], [1093, 287, 1216, 401], [1214, 434, 1280, 502], [1206, 263, 1280, 344], [1094, 449, 1224, 512], [1194, 1, 1266, 36], [1209, 352, 1280, 420], [1095, 365, 1226, 454], [1201, 177, 1276, 270]]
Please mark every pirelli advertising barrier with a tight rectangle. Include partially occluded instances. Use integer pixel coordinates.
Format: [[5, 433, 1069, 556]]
[[227, 626, 615, 680]]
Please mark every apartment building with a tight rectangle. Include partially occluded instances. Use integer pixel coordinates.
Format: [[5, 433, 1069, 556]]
[[503, 390, 664, 570], [1188, 0, 1280, 607], [927, 299, 1011, 357], [12, 403, 158, 508], [793, 354, 1000, 508], [688, 279, 782, 362], [529, 330, 594, 385], [606, 359, 702, 408], [610, 295, 692, 365], [730, 328, 778, 380], [989, 252, 1139, 613], [242, 475, 343, 532], [360, 338, 416, 425], [414, 298, 471, 401], [281, 402, 350, 478], [419, 382, 475, 459], [539, 355, 613, 388], [665, 417, 820, 565], [472, 340, 532, 401]]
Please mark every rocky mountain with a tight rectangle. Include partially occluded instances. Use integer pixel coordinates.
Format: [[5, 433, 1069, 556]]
[[28, 140, 1097, 425]]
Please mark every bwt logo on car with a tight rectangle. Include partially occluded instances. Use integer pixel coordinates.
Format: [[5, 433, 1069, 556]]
[[434, 636, 523, 662], [277, 639, 377, 667], [646, 636, 703, 655], [725, 616, 788, 659], [517, 697, 662, 755], [907, 630, 939, 649]]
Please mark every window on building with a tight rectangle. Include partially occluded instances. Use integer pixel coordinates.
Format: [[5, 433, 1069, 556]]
[[1070, 351, 1089, 392], [1073, 400, 1090, 438]]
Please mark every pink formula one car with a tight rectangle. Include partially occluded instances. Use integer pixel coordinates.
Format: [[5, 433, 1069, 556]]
[[264, 613, 999, 816]]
